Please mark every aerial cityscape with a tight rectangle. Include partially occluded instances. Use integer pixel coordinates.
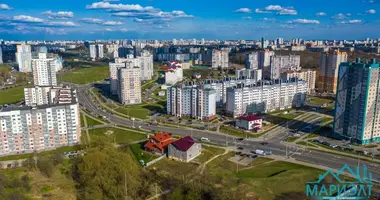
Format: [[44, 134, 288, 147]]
[[0, 0, 380, 200]]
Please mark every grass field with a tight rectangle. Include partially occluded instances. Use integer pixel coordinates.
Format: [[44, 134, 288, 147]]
[[285, 136, 299, 142], [309, 97, 334, 106], [114, 103, 164, 119], [61, 66, 109, 84], [204, 152, 335, 200], [130, 143, 159, 165], [296, 141, 318, 148], [0, 145, 81, 161], [86, 127, 147, 144], [85, 115, 104, 126], [194, 145, 225, 163], [150, 158, 199, 178], [220, 125, 263, 138], [0, 85, 29, 105]]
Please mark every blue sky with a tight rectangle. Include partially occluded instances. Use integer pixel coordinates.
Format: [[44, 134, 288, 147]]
[[0, 0, 379, 40]]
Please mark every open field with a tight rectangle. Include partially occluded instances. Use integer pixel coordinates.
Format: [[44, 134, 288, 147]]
[[114, 103, 164, 120], [0, 145, 81, 161], [220, 125, 263, 138], [86, 127, 147, 144], [61, 66, 109, 84], [84, 115, 104, 126], [0, 85, 30, 105], [193, 145, 225, 163], [204, 152, 344, 200], [309, 97, 334, 106]]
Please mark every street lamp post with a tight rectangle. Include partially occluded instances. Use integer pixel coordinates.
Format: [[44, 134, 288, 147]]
[[131, 118, 135, 128]]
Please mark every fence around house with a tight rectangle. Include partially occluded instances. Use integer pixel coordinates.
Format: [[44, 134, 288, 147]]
[[145, 154, 166, 167]]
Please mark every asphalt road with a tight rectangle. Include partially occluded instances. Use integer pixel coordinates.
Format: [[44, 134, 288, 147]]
[[76, 85, 380, 180]]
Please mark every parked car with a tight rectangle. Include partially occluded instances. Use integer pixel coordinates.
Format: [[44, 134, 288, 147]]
[[260, 142, 269, 145], [201, 137, 210, 142]]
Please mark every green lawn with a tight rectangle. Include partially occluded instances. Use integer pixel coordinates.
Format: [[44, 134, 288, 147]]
[[220, 125, 261, 138], [85, 115, 104, 126], [80, 113, 85, 127], [62, 66, 109, 84], [0, 85, 30, 105], [0, 145, 81, 161], [309, 97, 334, 106], [204, 152, 349, 200], [194, 145, 225, 163], [130, 143, 159, 165], [114, 103, 164, 120], [304, 133, 319, 139], [296, 141, 318, 148], [87, 127, 147, 144]]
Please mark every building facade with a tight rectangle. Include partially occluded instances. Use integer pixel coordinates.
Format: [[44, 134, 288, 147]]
[[226, 80, 307, 117], [24, 86, 77, 106], [32, 53, 57, 87], [167, 85, 216, 120], [211, 49, 229, 68], [245, 52, 259, 69], [117, 67, 142, 105], [89, 44, 104, 59], [236, 114, 263, 131], [269, 55, 301, 80], [318, 50, 348, 94], [165, 66, 183, 85], [235, 68, 262, 81], [16, 44, 32, 73], [281, 69, 317, 94], [168, 136, 202, 162], [0, 103, 81, 156], [334, 58, 380, 144]]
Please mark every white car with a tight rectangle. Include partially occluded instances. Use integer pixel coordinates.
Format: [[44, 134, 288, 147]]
[[201, 137, 210, 142]]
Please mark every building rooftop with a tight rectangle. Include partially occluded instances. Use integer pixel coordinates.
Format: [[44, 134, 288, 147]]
[[171, 136, 196, 152], [237, 114, 262, 121], [341, 58, 379, 68]]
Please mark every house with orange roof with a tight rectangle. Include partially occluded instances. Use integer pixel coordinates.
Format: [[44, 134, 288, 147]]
[[144, 132, 174, 154]]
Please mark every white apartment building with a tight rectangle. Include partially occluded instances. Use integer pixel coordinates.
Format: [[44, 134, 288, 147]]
[[259, 50, 274, 70], [245, 52, 259, 69], [269, 55, 301, 79], [24, 86, 77, 106], [165, 66, 183, 85], [139, 50, 154, 81], [282, 69, 316, 94], [235, 68, 262, 81], [226, 80, 307, 117], [89, 44, 104, 59], [32, 53, 57, 87], [167, 85, 216, 120], [117, 67, 142, 105], [212, 49, 229, 68], [0, 46, 3, 64], [0, 103, 81, 156], [16, 44, 32, 73]]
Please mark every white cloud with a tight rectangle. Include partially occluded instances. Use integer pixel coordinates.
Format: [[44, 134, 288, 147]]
[[103, 21, 123, 26], [340, 19, 362, 24], [332, 13, 348, 19], [44, 21, 78, 27], [44, 28, 67, 35], [0, 3, 12, 10], [254, 9, 271, 14], [112, 10, 193, 20], [242, 16, 252, 20], [80, 18, 103, 24], [262, 17, 276, 22], [42, 11, 74, 19], [366, 9, 376, 14], [86, 2, 156, 12], [288, 19, 320, 24], [280, 24, 296, 29], [316, 12, 327, 16], [105, 28, 113, 31], [13, 15, 44, 23], [278, 8, 297, 15], [103, 0, 120, 1], [265, 5, 283, 11], [235, 8, 251, 13], [120, 28, 128, 32]]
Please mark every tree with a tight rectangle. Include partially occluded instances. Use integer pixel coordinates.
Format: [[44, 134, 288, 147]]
[[50, 152, 64, 166], [72, 141, 141, 200], [37, 157, 54, 178]]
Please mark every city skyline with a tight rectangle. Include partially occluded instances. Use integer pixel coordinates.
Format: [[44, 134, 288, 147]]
[[0, 0, 379, 40]]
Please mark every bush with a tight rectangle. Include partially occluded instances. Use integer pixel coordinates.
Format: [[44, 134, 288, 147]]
[[37, 157, 55, 177]]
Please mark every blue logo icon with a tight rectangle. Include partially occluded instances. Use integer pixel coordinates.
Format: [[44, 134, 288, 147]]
[[306, 164, 373, 199]]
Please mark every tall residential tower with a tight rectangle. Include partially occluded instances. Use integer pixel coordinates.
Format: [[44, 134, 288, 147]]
[[318, 50, 348, 94]]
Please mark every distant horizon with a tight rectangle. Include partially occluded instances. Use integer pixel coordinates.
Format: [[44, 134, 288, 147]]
[[0, 0, 379, 40]]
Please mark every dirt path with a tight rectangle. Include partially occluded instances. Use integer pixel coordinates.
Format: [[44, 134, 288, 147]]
[[199, 148, 229, 174]]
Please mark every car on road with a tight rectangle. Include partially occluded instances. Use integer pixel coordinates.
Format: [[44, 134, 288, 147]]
[[237, 147, 244, 150], [236, 138, 244, 141], [260, 142, 269, 145], [201, 137, 210, 142]]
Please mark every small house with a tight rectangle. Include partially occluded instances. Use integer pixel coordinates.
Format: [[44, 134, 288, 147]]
[[168, 136, 201, 162], [236, 114, 262, 131], [144, 132, 174, 154]]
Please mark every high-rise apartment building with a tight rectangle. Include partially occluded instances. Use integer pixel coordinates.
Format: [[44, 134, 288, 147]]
[[281, 69, 316, 94], [24, 86, 77, 106], [245, 52, 259, 69], [89, 44, 104, 59], [32, 53, 57, 86], [211, 49, 229, 68], [226, 80, 307, 117], [334, 58, 380, 144], [235, 68, 262, 81], [117, 67, 141, 105], [269, 55, 301, 79], [318, 50, 348, 94], [0, 103, 81, 156], [167, 85, 216, 120], [0, 46, 3, 64], [16, 44, 32, 73], [139, 50, 154, 81]]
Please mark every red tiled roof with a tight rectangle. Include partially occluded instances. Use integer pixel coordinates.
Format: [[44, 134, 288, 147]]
[[238, 114, 262, 121], [172, 136, 196, 152], [144, 132, 173, 152]]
